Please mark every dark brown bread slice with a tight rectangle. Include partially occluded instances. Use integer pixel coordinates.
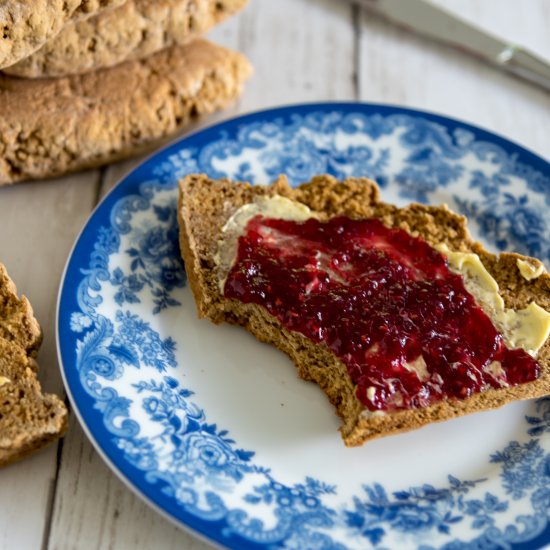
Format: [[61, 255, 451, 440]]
[[4, 0, 249, 78], [0, 264, 68, 466], [178, 174, 550, 446], [0, 39, 252, 186]]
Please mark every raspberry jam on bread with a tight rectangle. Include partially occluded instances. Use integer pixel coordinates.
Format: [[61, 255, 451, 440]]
[[224, 214, 540, 412]]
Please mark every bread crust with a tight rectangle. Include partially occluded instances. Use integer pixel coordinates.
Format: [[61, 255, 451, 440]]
[[0, 263, 42, 355], [0, 263, 67, 467], [178, 174, 550, 446], [0, 0, 125, 69], [4, 0, 249, 78], [0, 39, 252, 186]]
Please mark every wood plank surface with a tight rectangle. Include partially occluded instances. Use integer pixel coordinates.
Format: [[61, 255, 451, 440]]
[[0, 0, 548, 549]]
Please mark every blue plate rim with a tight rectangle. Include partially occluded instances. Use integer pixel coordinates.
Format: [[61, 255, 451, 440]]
[[56, 100, 550, 549]]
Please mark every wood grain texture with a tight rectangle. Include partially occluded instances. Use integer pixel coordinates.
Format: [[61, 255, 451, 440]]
[[48, 416, 207, 550], [1, 0, 549, 548], [232, 0, 356, 109]]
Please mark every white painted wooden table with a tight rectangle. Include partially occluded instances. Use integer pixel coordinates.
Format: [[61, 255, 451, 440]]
[[1, 1, 549, 548]]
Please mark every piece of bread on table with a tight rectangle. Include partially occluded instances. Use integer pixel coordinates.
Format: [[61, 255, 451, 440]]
[[0, 0, 126, 70], [177, 174, 550, 446], [4, 0, 249, 79], [0, 264, 42, 355], [0, 39, 251, 186], [0, 264, 68, 467]]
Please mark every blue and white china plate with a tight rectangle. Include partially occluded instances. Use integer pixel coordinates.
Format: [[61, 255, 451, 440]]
[[58, 103, 550, 550]]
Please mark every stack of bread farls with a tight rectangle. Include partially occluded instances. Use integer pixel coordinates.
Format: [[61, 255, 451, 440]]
[[0, 0, 252, 186]]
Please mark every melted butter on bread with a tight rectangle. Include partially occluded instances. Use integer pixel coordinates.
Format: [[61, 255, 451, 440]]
[[436, 244, 550, 356], [517, 258, 546, 281]]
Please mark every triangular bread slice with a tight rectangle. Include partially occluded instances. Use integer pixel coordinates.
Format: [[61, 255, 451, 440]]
[[0, 264, 68, 466], [177, 174, 550, 446]]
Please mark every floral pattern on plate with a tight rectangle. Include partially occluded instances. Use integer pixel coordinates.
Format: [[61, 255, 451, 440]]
[[58, 104, 550, 549]]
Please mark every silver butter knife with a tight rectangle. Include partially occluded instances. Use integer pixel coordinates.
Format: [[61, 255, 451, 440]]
[[353, 0, 550, 93]]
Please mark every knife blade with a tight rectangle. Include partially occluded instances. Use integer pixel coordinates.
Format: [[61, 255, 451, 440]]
[[353, 0, 550, 93]]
